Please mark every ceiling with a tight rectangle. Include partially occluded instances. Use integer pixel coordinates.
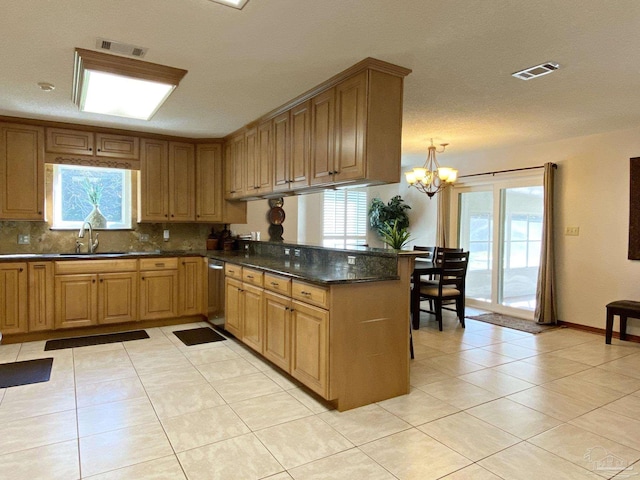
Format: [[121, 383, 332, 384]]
[[2, 0, 640, 161]]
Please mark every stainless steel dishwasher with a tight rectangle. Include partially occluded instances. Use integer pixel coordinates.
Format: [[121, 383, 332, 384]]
[[207, 258, 225, 330]]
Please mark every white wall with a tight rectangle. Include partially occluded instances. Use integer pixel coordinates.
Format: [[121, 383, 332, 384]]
[[235, 124, 640, 333]]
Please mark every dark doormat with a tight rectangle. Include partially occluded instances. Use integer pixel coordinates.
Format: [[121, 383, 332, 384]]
[[466, 313, 564, 334], [44, 330, 149, 351], [0, 358, 54, 388], [174, 327, 226, 346]]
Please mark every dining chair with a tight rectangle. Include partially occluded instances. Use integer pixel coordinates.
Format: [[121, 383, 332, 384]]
[[418, 250, 469, 331]]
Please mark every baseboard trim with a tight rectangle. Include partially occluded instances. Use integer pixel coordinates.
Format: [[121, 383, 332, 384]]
[[558, 320, 640, 344], [1, 315, 205, 345]]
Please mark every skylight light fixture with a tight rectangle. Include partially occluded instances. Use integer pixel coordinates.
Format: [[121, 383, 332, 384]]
[[512, 62, 560, 81], [208, 0, 249, 9], [72, 48, 188, 121]]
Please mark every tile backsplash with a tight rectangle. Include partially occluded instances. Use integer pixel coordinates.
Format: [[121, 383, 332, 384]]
[[0, 221, 213, 254]]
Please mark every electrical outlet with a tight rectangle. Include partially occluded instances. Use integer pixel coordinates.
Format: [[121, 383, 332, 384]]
[[294, 249, 301, 257], [17, 234, 30, 245], [565, 226, 580, 236], [139, 233, 149, 243], [347, 256, 356, 265], [284, 248, 290, 256], [163, 229, 170, 241]]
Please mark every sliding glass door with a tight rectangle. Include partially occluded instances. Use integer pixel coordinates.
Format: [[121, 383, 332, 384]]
[[452, 175, 543, 318]]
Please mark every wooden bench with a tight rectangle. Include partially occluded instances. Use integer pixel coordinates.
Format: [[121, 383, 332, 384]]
[[606, 300, 640, 344]]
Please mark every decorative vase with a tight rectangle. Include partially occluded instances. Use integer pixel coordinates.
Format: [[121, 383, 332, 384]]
[[85, 205, 107, 228]]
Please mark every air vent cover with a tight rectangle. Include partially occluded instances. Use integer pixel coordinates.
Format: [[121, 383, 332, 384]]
[[512, 62, 559, 81], [95, 38, 147, 58]]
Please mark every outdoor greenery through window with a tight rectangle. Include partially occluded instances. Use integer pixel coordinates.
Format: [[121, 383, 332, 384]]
[[52, 164, 132, 229], [322, 190, 368, 248]]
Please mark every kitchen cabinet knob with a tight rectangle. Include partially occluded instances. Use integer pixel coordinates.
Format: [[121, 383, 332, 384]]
[[19, 268, 23, 272], [89, 148, 92, 151], [92, 279, 96, 283], [171, 214, 175, 217], [100, 279, 103, 283], [97, 148, 101, 152]]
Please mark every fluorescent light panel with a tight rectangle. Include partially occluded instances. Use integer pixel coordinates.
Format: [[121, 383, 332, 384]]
[[73, 48, 187, 121], [208, 0, 249, 9]]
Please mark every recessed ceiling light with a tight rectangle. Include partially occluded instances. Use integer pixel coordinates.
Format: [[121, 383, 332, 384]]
[[38, 82, 55, 92], [512, 62, 560, 81], [208, 0, 249, 10], [72, 48, 187, 121]]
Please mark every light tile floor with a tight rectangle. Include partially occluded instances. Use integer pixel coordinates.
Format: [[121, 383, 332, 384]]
[[1, 311, 640, 479]]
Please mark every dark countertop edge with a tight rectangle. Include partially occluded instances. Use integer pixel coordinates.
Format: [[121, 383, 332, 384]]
[[0, 250, 204, 261]]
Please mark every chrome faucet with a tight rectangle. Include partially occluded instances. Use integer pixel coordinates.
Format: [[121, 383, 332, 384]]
[[78, 221, 99, 254]]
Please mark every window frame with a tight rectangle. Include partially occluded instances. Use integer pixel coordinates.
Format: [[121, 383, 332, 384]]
[[51, 164, 133, 230]]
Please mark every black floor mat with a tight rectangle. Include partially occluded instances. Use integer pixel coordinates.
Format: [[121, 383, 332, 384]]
[[0, 358, 54, 388], [44, 330, 149, 351], [173, 327, 226, 346]]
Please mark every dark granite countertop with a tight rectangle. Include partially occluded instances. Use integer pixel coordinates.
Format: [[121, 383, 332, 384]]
[[207, 251, 399, 285], [0, 248, 402, 285]]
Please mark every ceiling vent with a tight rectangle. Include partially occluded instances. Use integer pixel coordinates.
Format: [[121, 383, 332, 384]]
[[95, 38, 147, 58], [512, 62, 559, 81]]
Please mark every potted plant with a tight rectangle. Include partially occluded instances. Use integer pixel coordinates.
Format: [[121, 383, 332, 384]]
[[82, 178, 107, 228], [379, 221, 412, 250], [369, 195, 411, 248]]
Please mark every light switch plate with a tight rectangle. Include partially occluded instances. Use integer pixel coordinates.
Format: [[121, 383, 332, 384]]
[[163, 229, 170, 241]]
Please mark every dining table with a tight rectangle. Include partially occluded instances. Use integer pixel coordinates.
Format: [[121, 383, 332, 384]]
[[411, 258, 442, 329]]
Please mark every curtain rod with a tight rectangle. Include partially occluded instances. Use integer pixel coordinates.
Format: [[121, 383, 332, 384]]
[[458, 163, 557, 179]]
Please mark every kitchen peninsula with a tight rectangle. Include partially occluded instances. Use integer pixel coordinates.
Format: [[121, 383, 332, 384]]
[[0, 242, 414, 411], [212, 240, 414, 411]]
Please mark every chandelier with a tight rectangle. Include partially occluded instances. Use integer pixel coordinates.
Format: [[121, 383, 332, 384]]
[[405, 139, 458, 198]]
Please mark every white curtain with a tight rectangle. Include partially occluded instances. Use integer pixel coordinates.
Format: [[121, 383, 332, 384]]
[[534, 162, 557, 324]]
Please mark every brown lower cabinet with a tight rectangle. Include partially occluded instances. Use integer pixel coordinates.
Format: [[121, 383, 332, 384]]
[[2, 256, 207, 335], [139, 258, 178, 321], [54, 260, 139, 329], [225, 265, 330, 399], [0, 262, 28, 334]]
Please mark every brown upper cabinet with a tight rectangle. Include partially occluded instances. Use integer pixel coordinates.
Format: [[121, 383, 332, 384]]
[[196, 144, 224, 223], [0, 123, 44, 220], [223, 58, 411, 200], [138, 139, 195, 222], [225, 133, 245, 199], [46, 127, 139, 161]]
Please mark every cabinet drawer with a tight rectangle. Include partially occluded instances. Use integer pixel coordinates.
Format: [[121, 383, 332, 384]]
[[292, 280, 329, 309], [264, 273, 291, 295], [242, 267, 264, 287], [225, 263, 242, 279], [55, 259, 137, 275], [139, 257, 178, 271]]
